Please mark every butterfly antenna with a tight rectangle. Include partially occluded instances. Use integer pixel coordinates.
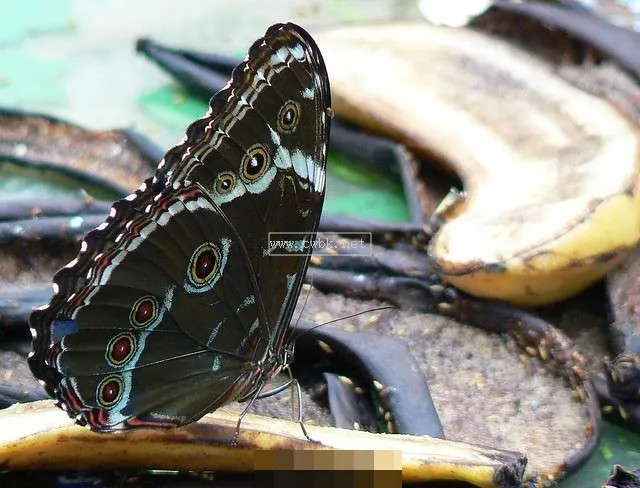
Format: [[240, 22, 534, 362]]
[[292, 304, 396, 342], [292, 281, 314, 332], [292, 275, 397, 339]]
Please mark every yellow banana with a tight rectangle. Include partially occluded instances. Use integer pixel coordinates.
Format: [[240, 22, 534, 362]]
[[317, 23, 640, 306], [0, 401, 526, 488]]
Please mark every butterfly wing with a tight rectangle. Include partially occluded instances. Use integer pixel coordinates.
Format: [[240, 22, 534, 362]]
[[28, 23, 330, 431], [165, 23, 331, 350], [31, 184, 267, 430]]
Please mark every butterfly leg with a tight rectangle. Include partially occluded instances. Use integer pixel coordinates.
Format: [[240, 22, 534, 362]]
[[233, 369, 318, 444], [232, 373, 300, 445], [233, 393, 260, 446], [289, 372, 316, 443], [260, 365, 317, 442]]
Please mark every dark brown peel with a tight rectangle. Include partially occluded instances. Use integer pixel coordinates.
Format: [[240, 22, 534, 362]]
[[321, 372, 378, 432], [606, 246, 640, 422], [318, 214, 426, 237], [474, 1, 640, 83], [311, 233, 434, 276], [0, 108, 157, 196], [444, 297, 601, 479], [0, 214, 106, 246], [0, 198, 112, 222], [0, 285, 52, 332], [0, 110, 164, 249], [0, 212, 428, 249], [307, 265, 600, 484], [294, 318, 445, 438], [593, 376, 640, 428], [604, 464, 640, 488], [136, 37, 235, 98], [606, 353, 640, 404]]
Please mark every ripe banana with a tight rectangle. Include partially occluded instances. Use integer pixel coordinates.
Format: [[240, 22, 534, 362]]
[[317, 23, 640, 306], [0, 401, 525, 488]]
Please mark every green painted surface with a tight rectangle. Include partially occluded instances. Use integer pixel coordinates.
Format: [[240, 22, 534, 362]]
[[137, 86, 209, 134], [0, 49, 68, 106], [1, 2, 639, 487], [562, 421, 640, 487], [325, 152, 409, 221], [0, 0, 72, 45], [0, 0, 72, 105]]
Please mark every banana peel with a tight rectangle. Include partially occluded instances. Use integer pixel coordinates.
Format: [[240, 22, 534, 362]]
[[0, 401, 526, 488], [317, 23, 640, 306]]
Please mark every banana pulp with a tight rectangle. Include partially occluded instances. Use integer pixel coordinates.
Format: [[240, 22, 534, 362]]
[[317, 23, 640, 306]]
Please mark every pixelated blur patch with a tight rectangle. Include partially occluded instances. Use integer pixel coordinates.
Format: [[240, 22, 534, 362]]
[[254, 450, 401, 487]]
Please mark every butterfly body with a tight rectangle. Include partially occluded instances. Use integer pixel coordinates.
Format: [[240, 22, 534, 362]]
[[28, 23, 331, 432]]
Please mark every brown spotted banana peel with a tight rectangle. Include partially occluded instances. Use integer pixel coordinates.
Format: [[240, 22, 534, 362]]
[[0, 401, 526, 488], [317, 23, 640, 306]]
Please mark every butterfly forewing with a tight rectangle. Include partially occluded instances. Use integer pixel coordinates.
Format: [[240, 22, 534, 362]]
[[28, 22, 331, 432], [168, 24, 330, 348]]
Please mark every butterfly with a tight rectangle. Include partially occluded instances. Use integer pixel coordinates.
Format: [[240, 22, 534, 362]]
[[28, 22, 331, 432]]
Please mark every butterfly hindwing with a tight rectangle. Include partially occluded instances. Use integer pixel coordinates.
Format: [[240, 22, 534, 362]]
[[43, 184, 268, 430]]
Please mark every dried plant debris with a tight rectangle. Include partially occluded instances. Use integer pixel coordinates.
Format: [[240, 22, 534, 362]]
[[1, 283, 588, 480], [607, 247, 640, 365], [604, 464, 640, 488], [471, 3, 640, 126], [293, 287, 590, 480], [603, 247, 640, 422], [0, 350, 46, 406], [0, 242, 77, 289], [0, 108, 157, 196]]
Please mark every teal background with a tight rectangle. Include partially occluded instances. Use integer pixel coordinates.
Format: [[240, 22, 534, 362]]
[[1, 1, 638, 486]]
